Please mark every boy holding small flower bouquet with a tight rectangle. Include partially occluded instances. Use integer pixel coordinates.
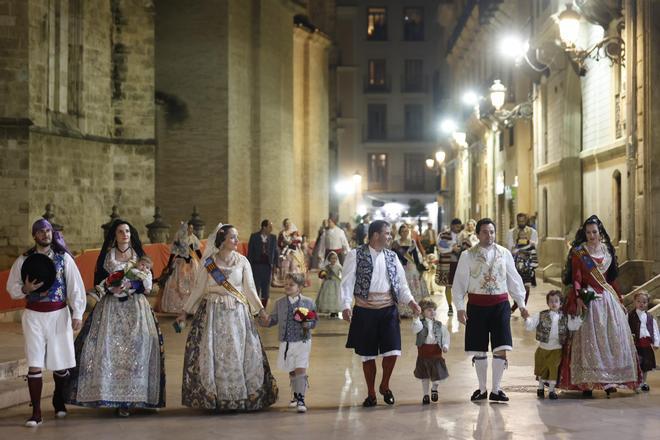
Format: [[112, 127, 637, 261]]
[[260, 273, 317, 412]]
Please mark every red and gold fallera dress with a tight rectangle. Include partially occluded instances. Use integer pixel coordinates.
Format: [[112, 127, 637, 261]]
[[558, 244, 639, 391]]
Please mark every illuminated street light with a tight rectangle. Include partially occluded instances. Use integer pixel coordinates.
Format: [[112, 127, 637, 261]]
[[462, 90, 479, 106], [425, 158, 435, 169], [435, 150, 446, 165], [489, 80, 507, 111], [499, 34, 528, 60], [554, 4, 624, 76], [439, 118, 457, 134], [557, 4, 581, 48], [352, 171, 362, 185], [334, 180, 354, 195], [487, 79, 533, 128]]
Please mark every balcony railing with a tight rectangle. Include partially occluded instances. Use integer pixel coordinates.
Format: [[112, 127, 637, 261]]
[[363, 75, 392, 93]]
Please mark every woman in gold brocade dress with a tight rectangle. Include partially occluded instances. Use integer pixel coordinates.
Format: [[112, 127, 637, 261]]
[[176, 223, 277, 410]]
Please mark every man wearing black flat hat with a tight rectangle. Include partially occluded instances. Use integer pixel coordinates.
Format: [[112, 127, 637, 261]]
[[6, 219, 86, 427]]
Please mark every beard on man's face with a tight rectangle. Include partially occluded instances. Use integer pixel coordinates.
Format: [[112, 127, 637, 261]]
[[35, 237, 52, 247]]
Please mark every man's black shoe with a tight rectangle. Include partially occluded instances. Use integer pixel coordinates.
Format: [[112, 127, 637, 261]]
[[380, 389, 395, 405], [489, 390, 509, 402], [362, 395, 377, 407], [470, 389, 487, 401]]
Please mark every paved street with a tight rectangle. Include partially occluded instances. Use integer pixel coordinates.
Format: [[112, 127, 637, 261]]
[[1, 280, 659, 439]]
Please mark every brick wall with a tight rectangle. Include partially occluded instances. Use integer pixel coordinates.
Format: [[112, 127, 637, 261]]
[[0, 0, 156, 269]]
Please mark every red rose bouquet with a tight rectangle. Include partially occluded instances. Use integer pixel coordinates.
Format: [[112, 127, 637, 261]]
[[293, 307, 317, 337], [106, 270, 126, 287]]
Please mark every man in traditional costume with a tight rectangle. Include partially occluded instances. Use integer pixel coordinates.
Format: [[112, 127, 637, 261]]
[[506, 213, 538, 313], [341, 220, 421, 407], [435, 218, 463, 315], [317, 213, 351, 264], [6, 219, 86, 427], [453, 218, 528, 402]]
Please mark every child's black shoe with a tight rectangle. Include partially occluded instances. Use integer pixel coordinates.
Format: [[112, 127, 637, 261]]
[[431, 390, 438, 402], [537, 389, 544, 398], [422, 395, 430, 405]]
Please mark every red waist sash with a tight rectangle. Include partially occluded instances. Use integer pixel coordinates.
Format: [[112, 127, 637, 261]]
[[26, 301, 67, 313], [638, 336, 653, 348], [467, 293, 509, 306]]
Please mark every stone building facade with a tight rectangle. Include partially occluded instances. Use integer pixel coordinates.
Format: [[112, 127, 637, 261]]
[[443, 0, 660, 276], [443, 0, 535, 243], [155, 0, 331, 238], [0, 0, 156, 268], [0, 0, 333, 269], [334, 0, 450, 224]]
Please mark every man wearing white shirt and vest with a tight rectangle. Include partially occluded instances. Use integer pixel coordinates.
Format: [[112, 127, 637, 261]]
[[453, 218, 528, 402], [341, 220, 421, 407], [6, 219, 86, 426], [317, 214, 351, 264]]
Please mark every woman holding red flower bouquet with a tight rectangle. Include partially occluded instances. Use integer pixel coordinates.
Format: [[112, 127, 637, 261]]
[[260, 273, 317, 413], [66, 220, 165, 417], [558, 215, 638, 396]]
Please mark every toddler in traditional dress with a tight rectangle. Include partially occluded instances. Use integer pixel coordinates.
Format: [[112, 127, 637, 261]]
[[524, 290, 582, 399], [412, 299, 450, 404], [628, 291, 660, 391], [316, 251, 342, 317], [261, 273, 317, 413]]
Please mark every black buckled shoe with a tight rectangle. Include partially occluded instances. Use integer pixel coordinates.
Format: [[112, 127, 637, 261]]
[[362, 395, 377, 407], [605, 387, 617, 398], [470, 389, 487, 401], [422, 395, 430, 405], [641, 384, 650, 392], [431, 390, 438, 402], [379, 388, 395, 405], [548, 391, 558, 400], [537, 389, 545, 398], [489, 390, 509, 402]]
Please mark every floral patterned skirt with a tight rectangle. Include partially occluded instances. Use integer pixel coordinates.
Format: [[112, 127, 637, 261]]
[[66, 294, 166, 408], [182, 294, 278, 410], [559, 289, 639, 390]]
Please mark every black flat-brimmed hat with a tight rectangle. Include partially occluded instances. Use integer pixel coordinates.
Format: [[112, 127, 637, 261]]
[[20, 253, 56, 293]]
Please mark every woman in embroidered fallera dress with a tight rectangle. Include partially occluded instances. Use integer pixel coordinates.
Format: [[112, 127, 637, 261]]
[[558, 215, 639, 396], [66, 220, 165, 417], [392, 224, 429, 318], [176, 223, 278, 411], [158, 222, 201, 314]]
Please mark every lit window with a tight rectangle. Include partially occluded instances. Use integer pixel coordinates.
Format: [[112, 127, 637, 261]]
[[367, 7, 387, 41]]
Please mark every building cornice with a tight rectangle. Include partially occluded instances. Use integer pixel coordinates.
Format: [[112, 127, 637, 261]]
[[579, 138, 626, 164]]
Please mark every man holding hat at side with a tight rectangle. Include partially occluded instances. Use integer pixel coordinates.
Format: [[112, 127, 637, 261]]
[[6, 219, 86, 427]]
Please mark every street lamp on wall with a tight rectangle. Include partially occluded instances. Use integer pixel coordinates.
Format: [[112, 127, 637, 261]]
[[556, 4, 624, 76], [487, 79, 533, 128], [489, 80, 507, 111]]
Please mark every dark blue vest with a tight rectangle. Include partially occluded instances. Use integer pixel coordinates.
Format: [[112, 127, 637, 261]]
[[353, 244, 402, 303], [27, 252, 67, 303]]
